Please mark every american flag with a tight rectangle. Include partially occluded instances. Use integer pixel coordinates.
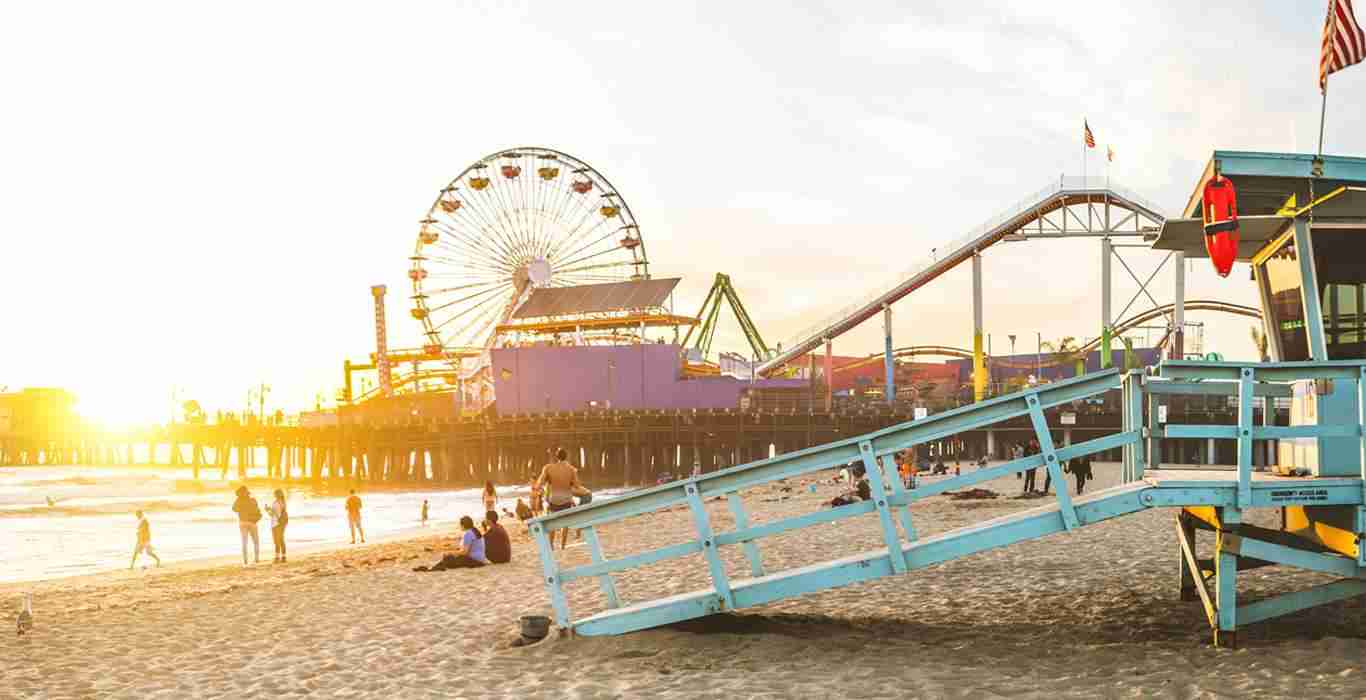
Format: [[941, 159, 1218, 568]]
[[1084, 120, 1095, 148], [1322, 0, 1366, 92]]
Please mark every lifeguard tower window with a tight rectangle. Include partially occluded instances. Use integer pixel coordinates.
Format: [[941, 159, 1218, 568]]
[[1259, 237, 1308, 360], [1314, 228, 1366, 359]]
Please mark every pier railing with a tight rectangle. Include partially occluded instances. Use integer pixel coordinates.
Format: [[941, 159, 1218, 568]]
[[531, 368, 1140, 632]]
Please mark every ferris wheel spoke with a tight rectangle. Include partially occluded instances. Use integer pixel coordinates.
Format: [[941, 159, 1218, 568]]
[[416, 278, 509, 297], [427, 282, 512, 316], [439, 206, 521, 267], [423, 252, 512, 278], [552, 226, 622, 270], [431, 291, 512, 335], [446, 302, 504, 347], [545, 198, 603, 261], [553, 247, 635, 274], [552, 259, 638, 276], [465, 174, 530, 263], [431, 214, 518, 266], [548, 212, 616, 264]]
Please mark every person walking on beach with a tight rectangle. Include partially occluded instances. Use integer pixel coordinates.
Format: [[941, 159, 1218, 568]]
[[1068, 453, 1093, 495], [421, 499, 429, 526], [1022, 441, 1039, 495], [482, 480, 498, 513], [232, 486, 262, 566], [266, 489, 288, 563], [536, 448, 589, 549], [345, 489, 365, 544], [129, 510, 161, 569]]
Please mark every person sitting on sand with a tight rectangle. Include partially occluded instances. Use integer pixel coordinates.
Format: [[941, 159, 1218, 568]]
[[413, 516, 487, 571], [130, 510, 162, 569], [483, 510, 511, 564], [345, 489, 365, 544], [515, 498, 533, 523]]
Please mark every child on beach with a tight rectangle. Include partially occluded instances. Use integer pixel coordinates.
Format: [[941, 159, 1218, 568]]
[[482, 481, 498, 513], [130, 510, 162, 569]]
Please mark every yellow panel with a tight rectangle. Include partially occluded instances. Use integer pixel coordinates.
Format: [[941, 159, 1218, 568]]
[[1283, 506, 1360, 559], [1183, 506, 1222, 531]]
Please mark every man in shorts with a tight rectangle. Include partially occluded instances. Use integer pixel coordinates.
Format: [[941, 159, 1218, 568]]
[[535, 448, 588, 549], [345, 489, 365, 544], [130, 510, 162, 569]]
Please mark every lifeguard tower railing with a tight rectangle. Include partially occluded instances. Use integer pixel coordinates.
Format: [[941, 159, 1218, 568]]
[[532, 360, 1366, 644]]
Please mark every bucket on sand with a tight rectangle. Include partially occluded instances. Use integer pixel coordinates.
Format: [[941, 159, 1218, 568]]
[[520, 615, 552, 640]]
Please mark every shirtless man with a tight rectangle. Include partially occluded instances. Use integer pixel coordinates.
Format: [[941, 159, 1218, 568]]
[[535, 448, 587, 549]]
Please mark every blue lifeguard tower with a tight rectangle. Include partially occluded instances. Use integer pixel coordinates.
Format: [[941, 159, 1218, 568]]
[[532, 151, 1366, 647]]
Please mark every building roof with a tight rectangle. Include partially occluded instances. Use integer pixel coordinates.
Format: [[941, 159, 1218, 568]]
[[512, 278, 680, 319]]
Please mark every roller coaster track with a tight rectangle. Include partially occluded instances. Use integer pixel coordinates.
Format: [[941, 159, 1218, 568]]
[[830, 300, 1262, 374], [757, 177, 1167, 376]]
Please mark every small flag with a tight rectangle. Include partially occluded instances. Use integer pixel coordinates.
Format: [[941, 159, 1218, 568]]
[[1322, 0, 1366, 92], [1083, 120, 1096, 148], [1107, 145, 1114, 162]]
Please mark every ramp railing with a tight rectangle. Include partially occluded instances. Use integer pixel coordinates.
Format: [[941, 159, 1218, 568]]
[[1139, 360, 1366, 507], [531, 368, 1141, 633]]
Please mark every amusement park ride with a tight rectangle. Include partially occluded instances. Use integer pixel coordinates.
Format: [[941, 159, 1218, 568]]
[[532, 150, 1366, 648]]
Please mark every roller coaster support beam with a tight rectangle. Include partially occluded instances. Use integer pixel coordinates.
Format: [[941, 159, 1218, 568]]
[[883, 305, 895, 406], [1101, 238, 1113, 369], [824, 338, 833, 412], [1173, 251, 1186, 359], [972, 252, 986, 402]]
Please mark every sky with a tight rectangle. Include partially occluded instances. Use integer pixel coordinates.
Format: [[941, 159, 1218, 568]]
[[2, 1, 1364, 426]]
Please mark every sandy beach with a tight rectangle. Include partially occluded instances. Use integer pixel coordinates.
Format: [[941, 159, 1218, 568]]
[[6, 463, 1366, 699]]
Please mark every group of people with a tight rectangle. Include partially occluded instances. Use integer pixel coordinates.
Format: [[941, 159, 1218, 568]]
[[232, 486, 291, 565], [1010, 441, 1092, 496], [130, 448, 599, 572]]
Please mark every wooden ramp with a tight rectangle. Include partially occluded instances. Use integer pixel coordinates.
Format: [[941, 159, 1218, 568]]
[[572, 482, 1152, 636], [533, 360, 1366, 645]]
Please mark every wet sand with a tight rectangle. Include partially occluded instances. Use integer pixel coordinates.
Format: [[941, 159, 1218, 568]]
[[5, 463, 1366, 698]]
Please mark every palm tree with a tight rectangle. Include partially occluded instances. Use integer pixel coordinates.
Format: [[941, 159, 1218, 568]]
[[1249, 325, 1269, 362], [1040, 336, 1083, 378]]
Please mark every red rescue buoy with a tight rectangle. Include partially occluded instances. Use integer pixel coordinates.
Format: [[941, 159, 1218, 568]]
[[1201, 175, 1239, 278]]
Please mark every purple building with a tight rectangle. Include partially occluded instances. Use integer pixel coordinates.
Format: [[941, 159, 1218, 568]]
[[491, 343, 805, 414]]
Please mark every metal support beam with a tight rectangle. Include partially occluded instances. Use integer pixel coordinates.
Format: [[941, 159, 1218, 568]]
[[1237, 579, 1366, 627], [883, 304, 895, 405], [1173, 251, 1186, 359], [823, 338, 833, 413], [1237, 367, 1254, 507], [860, 441, 908, 573], [972, 252, 986, 401], [685, 482, 734, 610], [1101, 238, 1112, 368]]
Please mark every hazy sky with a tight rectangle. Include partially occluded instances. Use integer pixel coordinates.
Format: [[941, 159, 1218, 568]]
[[3, 1, 1363, 424]]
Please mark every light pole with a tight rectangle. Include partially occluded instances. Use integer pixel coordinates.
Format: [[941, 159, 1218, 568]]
[[1036, 331, 1043, 380], [606, 359, 616, 410]]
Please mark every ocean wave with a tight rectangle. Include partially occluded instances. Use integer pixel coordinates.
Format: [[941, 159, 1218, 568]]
[[0, 499, 208, 519]]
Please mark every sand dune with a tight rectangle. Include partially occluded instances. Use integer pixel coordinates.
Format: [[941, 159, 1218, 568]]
[[5, 463, 1366, 698]]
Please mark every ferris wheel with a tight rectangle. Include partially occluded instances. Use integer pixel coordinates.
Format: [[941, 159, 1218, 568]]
[[409, 147, 649, 360]]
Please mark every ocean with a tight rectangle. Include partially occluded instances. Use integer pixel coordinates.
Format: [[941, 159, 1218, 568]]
[[0, 465, 557, 584]]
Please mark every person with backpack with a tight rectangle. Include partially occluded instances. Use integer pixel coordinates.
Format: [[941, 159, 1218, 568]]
[[266, 489, 289, 563], [232, 485, 262, 566]]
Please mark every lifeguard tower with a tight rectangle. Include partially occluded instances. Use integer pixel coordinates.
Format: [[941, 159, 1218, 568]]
[[531, 151, 1366, 647]]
